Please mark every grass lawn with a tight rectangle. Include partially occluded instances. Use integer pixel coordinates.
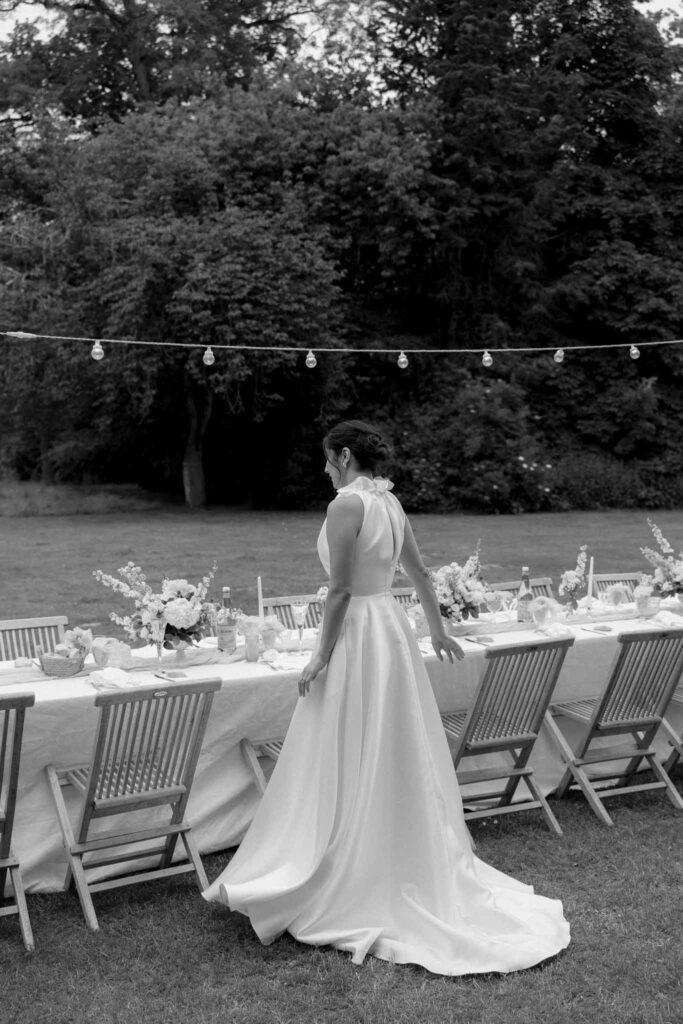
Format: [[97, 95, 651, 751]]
[[1, 492, 682, 1022]]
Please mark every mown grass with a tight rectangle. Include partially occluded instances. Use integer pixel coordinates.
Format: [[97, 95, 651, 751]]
[[3, 795, 682, 1024], [1, 485, 682, 1022], [2, 483, 682, 633]]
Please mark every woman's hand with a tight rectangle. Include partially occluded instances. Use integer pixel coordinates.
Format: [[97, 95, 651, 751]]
[[430, 630, 465, 663], [298, 653, 327, 696]]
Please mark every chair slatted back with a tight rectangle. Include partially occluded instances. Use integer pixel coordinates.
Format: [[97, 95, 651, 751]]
[[82, 680, 221, 818], [591, 573, 641, 600], [0, 617, 68, 661], [262, 595, 323, 630], [0, 694, 35, 859], [592, 629, 683, 727], [489, 578, 554, 599], [391, 587, 416, 609], [457, 638, 573, 753]]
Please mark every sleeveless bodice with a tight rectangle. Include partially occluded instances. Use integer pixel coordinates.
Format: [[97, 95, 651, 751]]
[[317, 477, 405, 596]]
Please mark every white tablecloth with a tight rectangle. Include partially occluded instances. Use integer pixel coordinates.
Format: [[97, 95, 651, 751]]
[[3, 618, 682, 893]]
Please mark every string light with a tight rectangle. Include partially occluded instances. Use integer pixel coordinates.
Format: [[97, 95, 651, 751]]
[[305, 350, 317, 368], [4, 328, 683, 362], [202, 346, 215, 366]]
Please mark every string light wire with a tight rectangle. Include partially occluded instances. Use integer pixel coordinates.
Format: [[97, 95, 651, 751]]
[[3, 329, 683, 357]]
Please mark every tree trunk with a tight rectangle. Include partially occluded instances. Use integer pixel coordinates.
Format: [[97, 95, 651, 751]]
[[182, 378, 213, 509]]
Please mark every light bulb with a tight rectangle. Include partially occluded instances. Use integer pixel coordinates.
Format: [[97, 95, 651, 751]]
[[629, 344, 640, 360], [202, 346, 215, 366], [305, 350, 317, 368], [397, 351, 408, 369], [91, 340, 104, 361], [482, 350, 493, 368], [554, 348, 565, 364]]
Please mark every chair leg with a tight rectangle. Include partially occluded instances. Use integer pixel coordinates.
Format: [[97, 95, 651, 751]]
[[180, 830, 209, 891], [543, 713, 614, 825], [240, 739, 269, 796], [45, 764, 100, 930], [659, 717, 683, 776], [524, 775, 563, 836], [647, 754, 683, 811], [9, 864, 34, 953]]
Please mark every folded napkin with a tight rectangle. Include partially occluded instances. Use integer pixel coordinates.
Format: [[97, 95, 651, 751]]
[[90, 668, 139, 692], [650, 610, 683, 628], [540, 621, 575, 638], [259, 650, 311, 672]]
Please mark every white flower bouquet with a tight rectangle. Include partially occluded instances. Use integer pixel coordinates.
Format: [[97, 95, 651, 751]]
[[641, 520, 683, 595], [93, 561, 218, 650], [558, 545, 587, 609], [429, 547, 486, 621]]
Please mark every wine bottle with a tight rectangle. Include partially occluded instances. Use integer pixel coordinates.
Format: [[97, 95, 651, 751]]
[[516, 567, 533, 624], [216, 586, 237, 653]]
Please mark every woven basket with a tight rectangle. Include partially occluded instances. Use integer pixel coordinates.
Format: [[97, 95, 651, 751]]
[[39, 650, 86, 677]]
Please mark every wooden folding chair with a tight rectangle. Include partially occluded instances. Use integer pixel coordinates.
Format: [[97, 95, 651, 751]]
[[544, 629, 683, 826], [658, 683, 683, 776], [591, 573, 642, 600], [489, 577, 554, 599], [262, 594, 324, 630], [0, 692, 36, 951], [45, 677, 221, 930], [391, 587, 417, 609], [0, 616, 68, 661], [240, 737, 283, 797], [440, 637, 574, 834]]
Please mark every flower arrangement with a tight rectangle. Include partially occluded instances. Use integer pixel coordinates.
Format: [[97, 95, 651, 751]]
[[93, 561, 218, 649], [641, 519, 683, 595], [429, 546, 486, 621], [62, 626, 94, 655], [558, 545, 588, 608]]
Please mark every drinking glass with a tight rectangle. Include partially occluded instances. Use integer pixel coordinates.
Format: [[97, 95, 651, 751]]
[[485, 591, 504, 623], [291, 602, 310, 652], [149, 617, 166, 667]]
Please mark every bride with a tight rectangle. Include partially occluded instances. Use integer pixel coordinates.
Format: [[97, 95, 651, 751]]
[[203, 419, 570, 974]]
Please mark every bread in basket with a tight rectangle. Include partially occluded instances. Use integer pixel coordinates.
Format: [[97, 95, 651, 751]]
[[37, 647, 86, 677]]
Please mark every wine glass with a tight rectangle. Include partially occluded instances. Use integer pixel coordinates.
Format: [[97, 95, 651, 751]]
[[484, 590, 504, 623], [529, 597, 552, 633], [149, 616, 166, 667], [291, 602, 310, 652]]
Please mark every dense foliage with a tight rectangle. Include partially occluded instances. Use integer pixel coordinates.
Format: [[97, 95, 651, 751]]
[[1, 0, 682, 512]]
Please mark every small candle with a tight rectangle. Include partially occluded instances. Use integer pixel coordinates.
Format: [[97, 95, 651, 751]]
[[587, 556, 594, 603], [257, 575, 264, 619]]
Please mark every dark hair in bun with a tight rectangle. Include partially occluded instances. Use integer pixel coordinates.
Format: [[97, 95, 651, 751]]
[[323, 420, 392, 472]]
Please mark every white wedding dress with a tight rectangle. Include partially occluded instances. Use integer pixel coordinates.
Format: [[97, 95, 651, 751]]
[[203, 476, 570, 974]]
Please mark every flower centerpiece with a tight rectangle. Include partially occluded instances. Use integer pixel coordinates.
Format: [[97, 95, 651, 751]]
[[429, 545, 487, 622], [641, 519, 683, 597], [93, 561, 218, 658], [558, 545, 588, 612]]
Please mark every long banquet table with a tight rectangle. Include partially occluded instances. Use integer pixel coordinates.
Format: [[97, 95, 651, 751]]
[[3, 615, 683, 893]]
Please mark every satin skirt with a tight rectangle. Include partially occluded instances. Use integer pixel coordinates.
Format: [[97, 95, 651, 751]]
[[203, 594, 570, 975]]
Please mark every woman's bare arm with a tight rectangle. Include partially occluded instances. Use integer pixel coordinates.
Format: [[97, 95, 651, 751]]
[[399, 518, 465, 663], [299, 494, 363, 695]]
